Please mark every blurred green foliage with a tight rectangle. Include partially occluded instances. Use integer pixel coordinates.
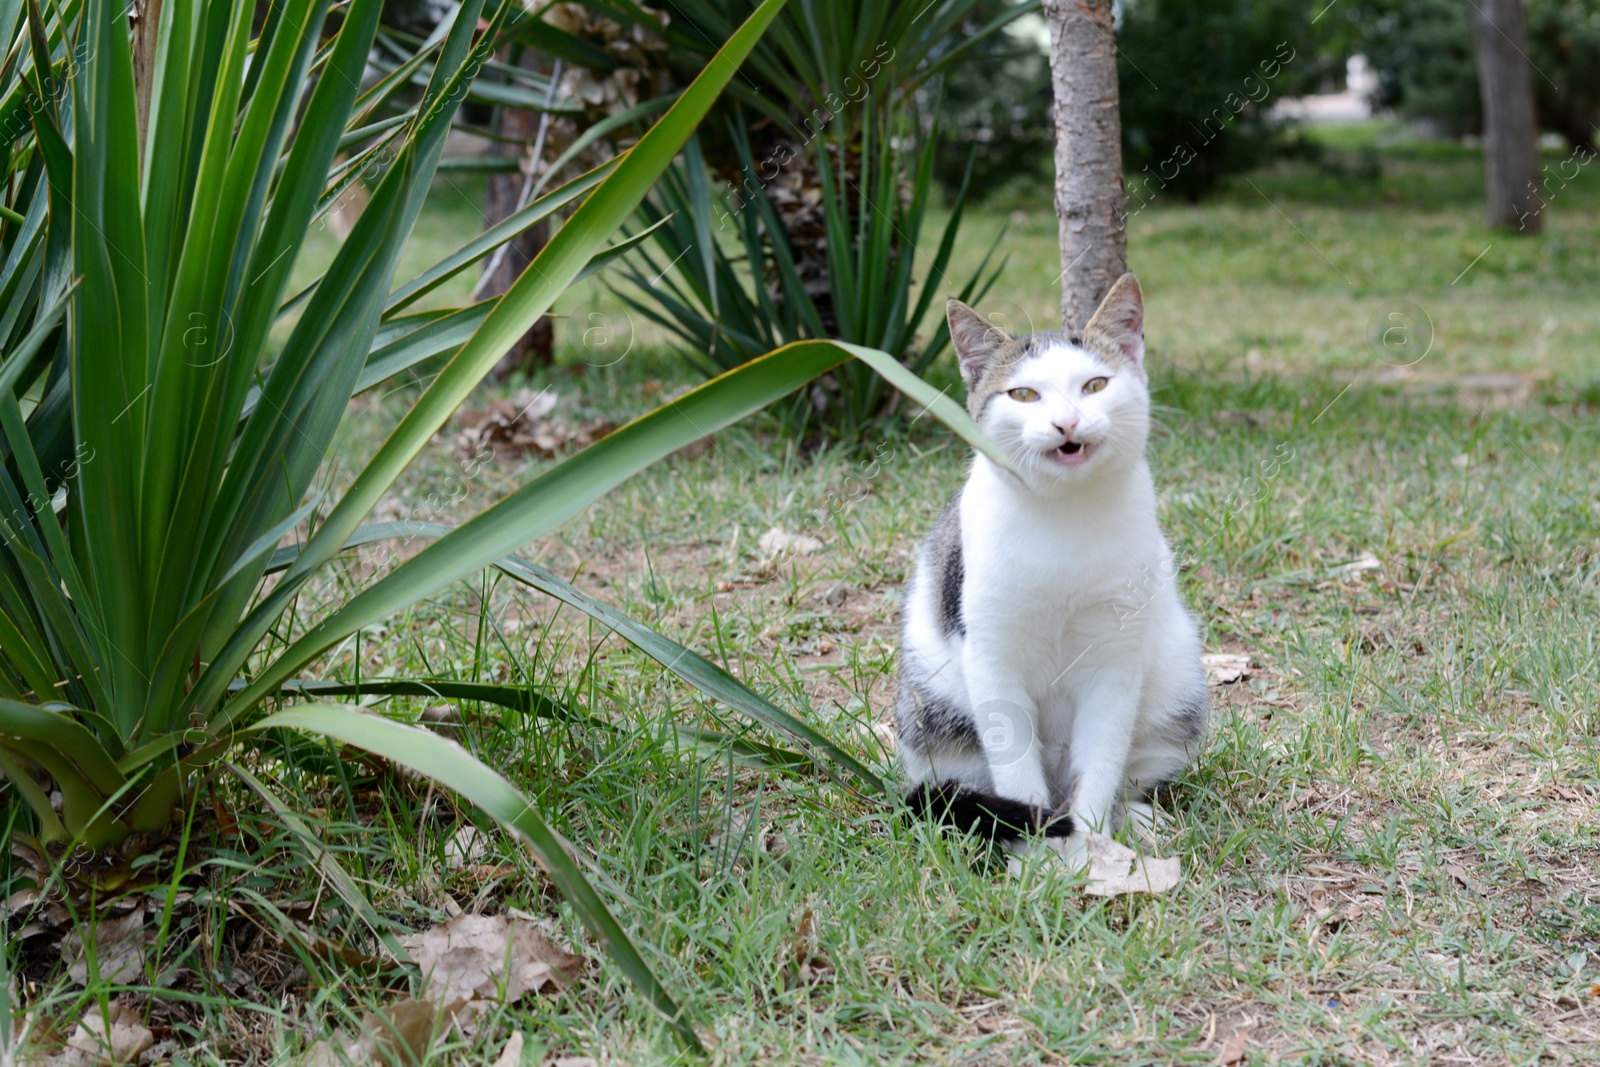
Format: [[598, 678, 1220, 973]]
[[1118, 0, 1323, 201], [1343, 0, 1600, 150]]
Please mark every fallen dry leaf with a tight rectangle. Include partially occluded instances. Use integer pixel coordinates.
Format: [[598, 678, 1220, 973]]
[[55, 1001, 153, 1066], [1330, 551, 1383, 579], [454, 388, 613, 459], [757, 526, 823, 557], [1203, 655, 1248, 687], [789, 905, 834, 986], [1217, 1029, 1250, 1065], [973, 1015, 1023, 1035], [1082, 832, 1182, 897], [1201, 652, 1251, 686], [443, 825, 491, 870], [63, 902, 147, 985], [400, 914, 584, 1005], [865, 718, 897, 753], [305, 997, 465, 1067], [491, 1030, 526, 1067]]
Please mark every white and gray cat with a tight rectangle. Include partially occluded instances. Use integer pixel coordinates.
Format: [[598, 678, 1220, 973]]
[[898, 274, 1207, 866]]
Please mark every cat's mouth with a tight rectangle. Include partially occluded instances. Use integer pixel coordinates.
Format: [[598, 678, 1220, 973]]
[[1049, 439, 1093, 466]]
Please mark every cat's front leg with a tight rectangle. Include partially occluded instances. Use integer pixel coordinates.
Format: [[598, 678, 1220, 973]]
[[962, 654, 1050, 809], [1066, 666, 1145, 836]]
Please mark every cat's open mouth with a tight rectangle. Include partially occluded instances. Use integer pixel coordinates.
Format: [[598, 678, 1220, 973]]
[[1050, 440, 1093, 466]]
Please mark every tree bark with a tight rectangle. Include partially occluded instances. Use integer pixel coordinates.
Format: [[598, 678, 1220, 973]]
[[1043, 0, 1128, 331], [131, 0, 164, 162], [1466, 0, 1543, 233], [483, 51, 554, 376]]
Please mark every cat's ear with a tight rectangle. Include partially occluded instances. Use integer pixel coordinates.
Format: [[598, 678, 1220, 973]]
[[948, 299, 1011, 385], [1084, 273, 1145, 366]]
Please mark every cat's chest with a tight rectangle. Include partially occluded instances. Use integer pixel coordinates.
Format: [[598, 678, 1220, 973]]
[[964, 501, 1152, 595]]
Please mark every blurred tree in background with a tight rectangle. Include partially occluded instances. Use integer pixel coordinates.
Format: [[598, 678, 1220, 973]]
[[1348, 0, 1600, 151], [931, 0, 1326, 205]]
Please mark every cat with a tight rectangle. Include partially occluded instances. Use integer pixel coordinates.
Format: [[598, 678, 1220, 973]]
[[896, 273, 1207, 866]]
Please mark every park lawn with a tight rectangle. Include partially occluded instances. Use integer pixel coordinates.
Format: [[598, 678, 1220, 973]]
[[10, 128, 1599, 1063]]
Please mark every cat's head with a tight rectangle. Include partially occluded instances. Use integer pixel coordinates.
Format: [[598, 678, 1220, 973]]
[[948, 274, 1150, 487]]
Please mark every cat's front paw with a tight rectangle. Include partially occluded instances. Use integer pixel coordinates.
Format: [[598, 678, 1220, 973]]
[[1004, 832, 1090, 875], [1123, 799, 1169, 844]]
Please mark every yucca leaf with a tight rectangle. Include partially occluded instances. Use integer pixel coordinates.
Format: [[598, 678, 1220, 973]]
[[186, 0, 793, 726], [495, 555, 884, 795], [248, 704, 702, 1051], [673, 726, 814, 774], [0, 746, 66, 841], [529, 93, 677, 200], [71, 0, 153, 724], [227, 336, 848, 720], [269, 679, 579, 722], [382, 159, 617, 312]]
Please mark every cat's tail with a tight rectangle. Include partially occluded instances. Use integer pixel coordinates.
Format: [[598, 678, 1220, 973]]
[[904, 781, 1074, 842]]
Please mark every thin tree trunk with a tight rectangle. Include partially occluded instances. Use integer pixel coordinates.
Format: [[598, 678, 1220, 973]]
[[1467, 0, 1543, 233], [483, 51, 555, 376], [131, 0, 164, 162], [1044, 0, 1127, 330]]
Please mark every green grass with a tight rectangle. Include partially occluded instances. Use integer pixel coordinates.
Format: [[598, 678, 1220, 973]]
[[7, 133, 1600, 1064]]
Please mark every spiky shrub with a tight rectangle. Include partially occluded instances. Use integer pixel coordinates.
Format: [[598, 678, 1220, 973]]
[[584, 0, 1030, 433], [0, 0, 1014, 1042]]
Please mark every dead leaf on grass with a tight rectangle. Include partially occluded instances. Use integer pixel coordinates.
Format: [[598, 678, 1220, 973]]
[[51, 1001, 153, 1066], [400, 914, 584, 1005], [790, 906, 834, 986], [63, 901, 147, 985], [306, 997, 466, 1067], [1201, 653, 1251, 686], [454, 389, 613, 459], [490, 1030, 526, 1067], [1444, 861, 1482, 895], [1083, 833, 1182, 897], [443, 825, 491, 870], [1330, 551, 1383, 579], [973, 1015, 1023, 1035], [757, 526, 823, 557], [1217, 1029, 1250, 1065]]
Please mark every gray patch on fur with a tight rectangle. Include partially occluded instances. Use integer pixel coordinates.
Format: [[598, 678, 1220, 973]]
[[924, 498, 965, 637], [1168, 689, 1210, 745], [894, 681, 980, 755]]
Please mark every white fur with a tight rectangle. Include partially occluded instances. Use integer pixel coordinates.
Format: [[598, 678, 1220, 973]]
[[900, 340, 1206, 864]]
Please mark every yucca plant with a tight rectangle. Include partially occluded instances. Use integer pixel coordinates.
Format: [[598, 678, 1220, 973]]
[[620, 117, 1004, 434], [602, 0, 1033, 432], [0, 0, 1012, 1043]]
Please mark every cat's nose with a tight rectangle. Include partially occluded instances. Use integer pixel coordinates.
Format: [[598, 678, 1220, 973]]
[[1052, 416, 1078, 438]]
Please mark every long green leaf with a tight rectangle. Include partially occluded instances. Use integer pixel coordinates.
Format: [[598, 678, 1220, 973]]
[[248, 705, 701, 1051], [185, 0, 793, 725], [495, 555, 884, 795], [269, 679, 579, 722]]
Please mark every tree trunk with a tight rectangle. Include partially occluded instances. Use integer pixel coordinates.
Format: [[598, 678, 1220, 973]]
[[131, 0, 164, 161], [483, 52, 554, 376], [1043, 0, 1128, 331], [1467, 0, 1543, 233]]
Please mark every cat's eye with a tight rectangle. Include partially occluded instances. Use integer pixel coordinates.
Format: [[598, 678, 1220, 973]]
[[1081, 376, 1109, 395], [1007, 387, 1041, 403]]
